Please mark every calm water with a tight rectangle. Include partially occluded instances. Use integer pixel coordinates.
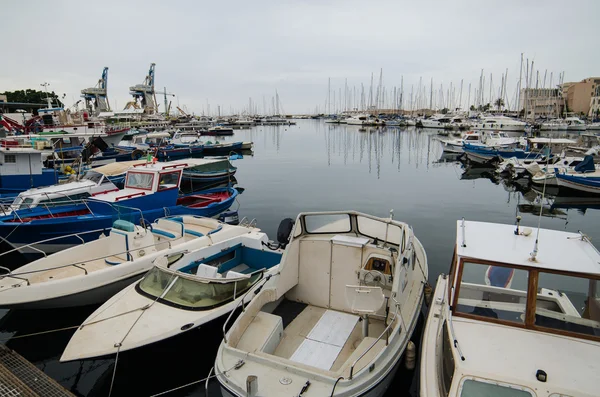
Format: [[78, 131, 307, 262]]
[[1, 120, 599, 396]]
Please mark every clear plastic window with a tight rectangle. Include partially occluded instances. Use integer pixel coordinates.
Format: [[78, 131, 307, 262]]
[[356, 216, 401, 245], [158, 171, 180, 190], [460, 379, 533, 396], [456, 262, 528, 324], [304, 214, 351, 234], [126, 172, 154, 190], [535, 272, 600, 337]]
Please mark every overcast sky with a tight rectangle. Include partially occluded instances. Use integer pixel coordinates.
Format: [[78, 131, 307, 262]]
[[3, 0, 599, 114]]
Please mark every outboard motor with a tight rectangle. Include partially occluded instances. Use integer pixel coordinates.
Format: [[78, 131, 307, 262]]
[[277, 218, 294, 249], [219, 210, 239, 225]]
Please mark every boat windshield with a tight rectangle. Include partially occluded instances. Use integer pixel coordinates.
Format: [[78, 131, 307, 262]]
[[82, 170, 104, 184], [138, 267, 263, 310], [455, 260, 600, 339], [460, 379, 533, 396]]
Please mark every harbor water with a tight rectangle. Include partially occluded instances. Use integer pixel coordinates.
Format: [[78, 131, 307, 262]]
[[1, 120, 599, 396]]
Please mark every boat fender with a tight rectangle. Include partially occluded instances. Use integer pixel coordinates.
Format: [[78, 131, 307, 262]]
[[404, 340, 416, 370], [277, 218, 294, 248]]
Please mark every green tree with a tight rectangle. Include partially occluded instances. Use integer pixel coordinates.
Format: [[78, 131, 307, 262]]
[[1, 89, 63, 107], [470, 105, 476, 111], [494, 98, 505, 110], [441, 107, 449, 114]]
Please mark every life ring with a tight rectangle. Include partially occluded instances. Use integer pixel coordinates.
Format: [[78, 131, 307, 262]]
[[131, 149, 144, 160]]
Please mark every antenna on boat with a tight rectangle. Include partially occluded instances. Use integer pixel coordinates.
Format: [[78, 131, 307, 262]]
[[530, 142, 551, 261], [460, 218, 466, 247], [514, 215, 522, 235]]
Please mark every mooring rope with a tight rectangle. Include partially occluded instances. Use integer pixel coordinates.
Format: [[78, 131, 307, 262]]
[[149, 360, 245, 397], [0, 325, 80, 342]]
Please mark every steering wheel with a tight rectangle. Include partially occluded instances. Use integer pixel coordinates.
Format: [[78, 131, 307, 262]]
[[362, 270, 387, 287]]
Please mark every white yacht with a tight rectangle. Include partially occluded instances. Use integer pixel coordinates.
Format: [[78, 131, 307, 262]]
[[472, 115, 527, 132], [0, 216, 250, 309], [420, 115, 452, 129], [215, 211, 428, 397], [540, 119, 568, 131], [346, 115, 370, 125], [61, 226, 283, 361], [565, 116, 587, 131], [421, 219, 600, 397]]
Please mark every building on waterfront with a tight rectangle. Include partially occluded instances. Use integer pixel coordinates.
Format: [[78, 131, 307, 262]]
[[519, 88, 565, 119], [561, 77, 600, 116], [589, 83, 600, 120], [0, 94, 7, 103]]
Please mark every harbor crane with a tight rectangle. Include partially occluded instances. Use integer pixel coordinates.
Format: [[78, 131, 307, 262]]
[[155, 87, 175, 117], [81, 67, 111, 115], [128, 63, 157, 114]]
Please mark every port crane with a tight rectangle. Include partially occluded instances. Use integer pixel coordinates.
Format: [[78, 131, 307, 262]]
[[155, 87, 175, 117], [81, 67, 110, 115], [128, 63, 157, 114]]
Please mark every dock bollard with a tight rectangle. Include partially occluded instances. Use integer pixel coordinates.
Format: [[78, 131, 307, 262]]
[[405, 341, 416, 370]]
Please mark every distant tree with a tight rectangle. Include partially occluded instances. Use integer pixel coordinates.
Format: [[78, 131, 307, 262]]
[[469, 105, 476, 111], [441, 108, 449, 114], [494, 98, 505, 110], [482, 103, 491, 112], [1, 89, 63, 107]]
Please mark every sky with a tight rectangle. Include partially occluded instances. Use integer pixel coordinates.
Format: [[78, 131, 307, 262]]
[[2, 0, 599, 115]]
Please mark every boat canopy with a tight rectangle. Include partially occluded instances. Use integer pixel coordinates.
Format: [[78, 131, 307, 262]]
[[574, 155, 595, 173]]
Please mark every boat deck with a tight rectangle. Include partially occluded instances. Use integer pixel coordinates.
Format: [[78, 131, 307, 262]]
[[270, 300, 386, 374], [27, 258, 113, 284], [0, 344, 74, 397]]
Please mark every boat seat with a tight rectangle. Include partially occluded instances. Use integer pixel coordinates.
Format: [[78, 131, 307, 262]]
[[196, 264, 219, 278], [154, 218, 184, 236], [184, 229, 204, 238], [226, 270, 250, 279], [345, 285, 385, 315], [236, 311, 283, 354], [152, 228, 177, 239]]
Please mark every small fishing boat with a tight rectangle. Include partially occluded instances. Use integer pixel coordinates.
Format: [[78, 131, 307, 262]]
[[439, 131, 518, 154], [0, 216, 248, 309], [4, 169, 119, 213], [215, 211, 428, 397], [555, 171, 600, 195], [181, 158, 237, 184], [463, 143, 547, 166], [154, 143, 204, 160], [204, 125, 234, 136], [421, 219, 600, 397], [61, 225, 283, 361], [0, 147, 59, 197], [203, 141, 252, 156], [0, 162, 238, 255]]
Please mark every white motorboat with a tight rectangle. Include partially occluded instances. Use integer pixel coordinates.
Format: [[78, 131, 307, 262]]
[[0, 216, 249, 309], [421, 219, 600, 397], [439, 131, 518, 154], [420, 115, 452, 129], [346, 114, 370, 125], [540, 119, 568, 131], [587, 122, 600, 131], [60, 226, 283, 361], [5, 169, 118, 213], [215, 211, 428, 397], [471, 115, 527, 131], [565, 116, 587, 131]]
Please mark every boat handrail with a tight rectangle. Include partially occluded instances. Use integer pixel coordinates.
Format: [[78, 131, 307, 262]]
[[348, 294, 401, 380], [0, 236, 179, 279], [222, 272, 278, 344], [0, 227, 111, 259]]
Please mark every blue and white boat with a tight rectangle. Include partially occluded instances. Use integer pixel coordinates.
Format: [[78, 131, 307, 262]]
[[463, 143, 548, 166], [0, 162, 238, 255], [61, 226, 283, 360], [0, 147, 58, 197], [556, 162, 600, 195]]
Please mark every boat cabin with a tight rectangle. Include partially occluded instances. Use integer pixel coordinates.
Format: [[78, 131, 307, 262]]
[[0, 147, 57, 192], [440, 220, 600, 396], [87, 162, 185, 212]]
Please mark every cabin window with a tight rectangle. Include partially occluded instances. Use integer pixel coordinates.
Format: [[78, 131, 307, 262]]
[[534, 272, 600, 338], [17, 198, 34, 210], [4, 154, 16, 164], [82, 170, 104, 184], [441, 321, 455, 396], [455, 262, 528, 324], [357, 216, 402, 245], [126, 172, 154, 190], [304, 214, 351, 234], [158, 171, 181, 191], [459, 378, 534, 396]]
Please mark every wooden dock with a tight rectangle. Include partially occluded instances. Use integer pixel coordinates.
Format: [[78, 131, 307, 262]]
[[0, 344, 74, 397]]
